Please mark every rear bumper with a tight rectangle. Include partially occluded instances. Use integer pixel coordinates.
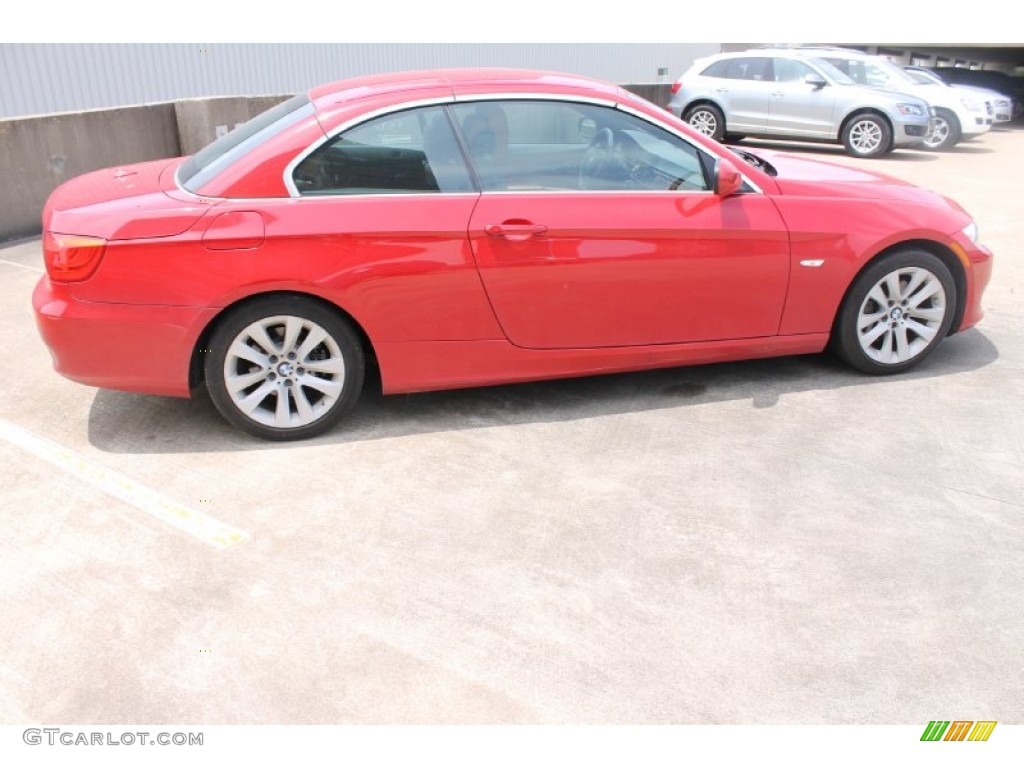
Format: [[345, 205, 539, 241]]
[[33, 277, 214, 398]]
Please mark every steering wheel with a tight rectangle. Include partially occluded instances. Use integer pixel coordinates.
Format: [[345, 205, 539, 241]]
[[578, 128, 619, 190]]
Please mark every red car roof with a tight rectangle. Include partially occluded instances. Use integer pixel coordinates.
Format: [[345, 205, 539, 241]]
[[306, 68, 623, 109]]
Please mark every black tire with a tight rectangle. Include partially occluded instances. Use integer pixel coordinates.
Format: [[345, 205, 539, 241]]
[[922, 107, 962, 151], [683, 103, 726, 142], [841, 112, 893, 158], [205, 295, 365, 440], [834, 249, 956, 375]]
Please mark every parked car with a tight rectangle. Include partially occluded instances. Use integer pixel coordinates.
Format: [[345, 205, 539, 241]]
[[931, 67, 1024, 118], [34, 68, 992, 440], [802, 48, 991, 151], [903, 66, 1012, 124], [668, 49, 933, 158]]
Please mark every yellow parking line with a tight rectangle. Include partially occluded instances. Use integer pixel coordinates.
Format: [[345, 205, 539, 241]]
[[0, 418, 248, 549]]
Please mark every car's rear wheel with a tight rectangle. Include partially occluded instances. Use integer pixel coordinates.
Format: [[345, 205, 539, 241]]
[[841, 113, 892, 158], [684, 104, 725, 142], [205, 296, 365, 440], [834, 249, 956, 374], [922, 108, 961, 151]]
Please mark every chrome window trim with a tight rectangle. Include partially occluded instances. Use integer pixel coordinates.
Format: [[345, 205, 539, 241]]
[[282, 96, 457, 198], [280, 92, 764, 199]]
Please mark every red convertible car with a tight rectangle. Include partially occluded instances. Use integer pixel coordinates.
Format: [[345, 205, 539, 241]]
[[33, 68, 992, 440]]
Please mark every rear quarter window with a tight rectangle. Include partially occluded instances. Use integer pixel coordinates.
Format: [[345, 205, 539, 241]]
[[725, 57, 771, 81], [700, 60, 730, 78], [178, 94, 313, 193]]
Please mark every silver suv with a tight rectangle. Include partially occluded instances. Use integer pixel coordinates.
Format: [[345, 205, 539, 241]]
[[669, 50, 933, 158]]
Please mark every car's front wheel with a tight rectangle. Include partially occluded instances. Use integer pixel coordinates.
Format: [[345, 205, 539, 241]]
[[834, 249, 956, 374], [683, 103, 725, 142], [205, 296, 365, 440], [841, 113, 893, 158], [922, 108, 962, 151]]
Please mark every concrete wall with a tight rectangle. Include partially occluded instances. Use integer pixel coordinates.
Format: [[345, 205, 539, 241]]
[[0, 104, 180, 242], [622, 84, 673, 110], [0, 96, 296, 242], [174, 95, 291, 155]]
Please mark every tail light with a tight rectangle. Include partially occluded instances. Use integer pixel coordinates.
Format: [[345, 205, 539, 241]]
[[43, 232, 107, 282], [670, 82, 683, 94]]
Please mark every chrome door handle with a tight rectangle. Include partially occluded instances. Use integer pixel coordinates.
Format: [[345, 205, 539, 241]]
[[484, 223, 549, 242]]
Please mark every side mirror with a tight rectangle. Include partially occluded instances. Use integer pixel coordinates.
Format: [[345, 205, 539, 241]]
[[805, 73, 827, 90], [713, 157, 743, 197]]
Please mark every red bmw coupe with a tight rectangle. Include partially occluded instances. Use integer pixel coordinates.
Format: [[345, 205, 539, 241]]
[[33, 68, 992, 440]]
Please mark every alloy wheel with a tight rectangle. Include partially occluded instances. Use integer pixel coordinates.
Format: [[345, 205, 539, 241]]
[[223, 315, 346, 429], [689, 110, 718, 137], [856, 267, 947, 364], [849, 119, 883, 154]]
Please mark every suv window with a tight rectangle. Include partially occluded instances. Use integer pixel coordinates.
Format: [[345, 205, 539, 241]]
[[823, 57, 898, 89], [292, 106, 473, 195], [725, 57, 771, 81], [449, 100, 710, 193], [700, 59, 731, 78], [773, 59, 816, 83]]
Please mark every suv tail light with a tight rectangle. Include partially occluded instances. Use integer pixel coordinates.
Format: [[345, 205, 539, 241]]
[[670, 82, 683, 94], [43, 232, 107, 282]]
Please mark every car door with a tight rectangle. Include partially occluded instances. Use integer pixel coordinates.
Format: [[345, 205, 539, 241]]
[[275, 104, 497, 343], [452, 100, 791, 350], [716, 56, 773, 133], [765, 58, 838, 138]]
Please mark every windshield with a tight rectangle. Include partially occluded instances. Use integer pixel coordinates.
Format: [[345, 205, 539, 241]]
[[177, 93, 313, 193], [905, 69, 945, 87], [807, 58, 856, 86], [873, 58, 918, 87]]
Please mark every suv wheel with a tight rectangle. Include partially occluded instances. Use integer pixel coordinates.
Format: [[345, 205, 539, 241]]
[[922, 108, 961, 151], [841, 113, 893, 158], [683, 104, 725, 142]]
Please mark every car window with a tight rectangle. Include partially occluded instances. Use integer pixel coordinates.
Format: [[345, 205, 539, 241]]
[[773, 59, 816, 83], [292, 105, 474, 195], [179, 94, 313, 193], [450, 100, 710, 193], [700, 59, 731, 78], [906, 69, 944, 86], [806, 58, 856, 86], [824, 58, 899, 89], [725, 57, 771, 81]]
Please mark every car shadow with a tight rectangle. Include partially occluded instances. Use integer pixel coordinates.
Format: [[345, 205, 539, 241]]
[[945, 144, 997, 154], [734, 139, 940, 162], [87, 329, 999, 455]]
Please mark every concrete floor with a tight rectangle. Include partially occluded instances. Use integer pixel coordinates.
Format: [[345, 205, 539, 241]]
[[1, 127, 1022, 725]]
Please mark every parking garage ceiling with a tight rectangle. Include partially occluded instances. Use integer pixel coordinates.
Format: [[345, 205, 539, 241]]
[[839, 44, 1024, 70]]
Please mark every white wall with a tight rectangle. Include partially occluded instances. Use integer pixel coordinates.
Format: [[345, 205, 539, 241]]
[[0, 43, 721, 118]]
